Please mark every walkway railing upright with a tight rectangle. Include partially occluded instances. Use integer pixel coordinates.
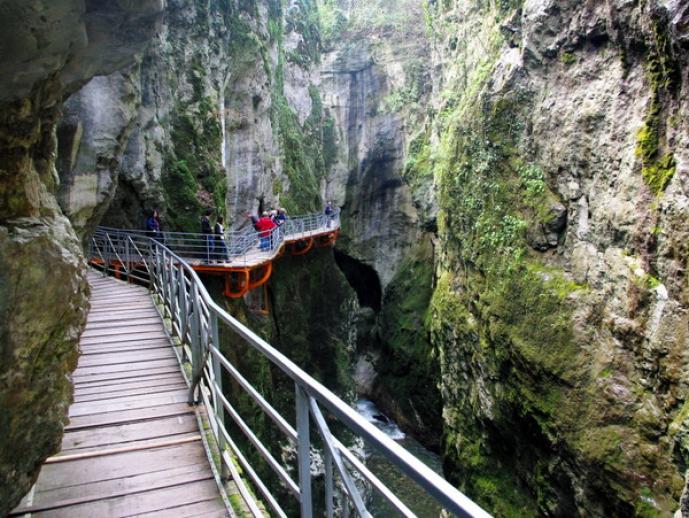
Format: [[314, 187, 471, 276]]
[[88, 222, 490, 518]]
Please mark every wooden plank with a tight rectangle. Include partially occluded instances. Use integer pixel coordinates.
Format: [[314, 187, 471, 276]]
[[33, 442, 207, 490], [81, 324, 165, 339], [89, 291, 152, 299], [79, 342, 172, 357], [72, 372, 184, 392], [77, 349, 174, 368], [73, 358, 179, 378], [73, 374, 184, 396], [90, 288, 150, 296], [89, 298, 155, 308], [72, 371, 184, 391], [70, 388, 188, 412], [89, 299, 155, 309], [77, 345, 176, 367], [57, 432, 201, 458], [66, 402, 194, 431], [72, 367, 183, 386], [85, 317, 163, 330], [61, 415, 199, 451], [86, 310, 160, 323], [48, 435, 201, 463], [80, 331, 170, 346], [128, 499, 228, 517], [87, 304, 156, 315], [74, 383, 187, 403], [13, 464, 213, 515], [31, 479, 222, 518], [68, 390, 188, 418], [78, 342, 172, 357]]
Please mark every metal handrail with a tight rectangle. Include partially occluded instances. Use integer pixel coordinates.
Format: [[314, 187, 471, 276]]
[[93, 211, 341, 266], [89, 222, 490, 518]]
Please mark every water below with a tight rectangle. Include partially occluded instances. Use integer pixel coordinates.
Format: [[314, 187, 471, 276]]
[[355, 399, 444, 517]]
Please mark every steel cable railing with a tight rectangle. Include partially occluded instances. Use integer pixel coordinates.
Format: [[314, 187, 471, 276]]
[[88, 220, 490, 518]]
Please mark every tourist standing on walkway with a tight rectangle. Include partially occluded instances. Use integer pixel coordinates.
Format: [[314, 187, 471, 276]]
[[275, 208, 287, 226], [214, 215, 229, 263], [256, 212, 277, 250], [325, 201, 335, 228], [146, 209, 161, 234], [201, 209, 214, 261]]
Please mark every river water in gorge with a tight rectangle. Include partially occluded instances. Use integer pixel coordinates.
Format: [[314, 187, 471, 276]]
[[355, 399, 444, 517]]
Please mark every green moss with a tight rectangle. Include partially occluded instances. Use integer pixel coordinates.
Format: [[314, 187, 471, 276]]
[[634, 11, 680, 195], [561, 52, 576, 65], [164, 93, 224, 231], [161, 159, 202, 231], [285, 0, 321, 67], [575, 425, 625, 466]]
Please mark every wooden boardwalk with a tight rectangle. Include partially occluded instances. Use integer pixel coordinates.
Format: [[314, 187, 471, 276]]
[[12, 272, 229, 517]]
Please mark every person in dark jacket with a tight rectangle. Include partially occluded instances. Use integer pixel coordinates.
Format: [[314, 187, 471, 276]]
[[275, 208, 287, 226], [214, 215, 229, 263], [247, 212, 259, 231], [324, 201, 335, 228], [146, 209, 161, 234], [201, 209, 213, 261]]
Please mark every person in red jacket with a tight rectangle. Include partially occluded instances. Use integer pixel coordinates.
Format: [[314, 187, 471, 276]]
[[255, 212, 277, 250]]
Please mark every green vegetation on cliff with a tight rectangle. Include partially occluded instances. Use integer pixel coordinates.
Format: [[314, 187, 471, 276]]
[[164, 62, 226, 231], [269, 7, 334, 214], [634, 9, 680, 194]]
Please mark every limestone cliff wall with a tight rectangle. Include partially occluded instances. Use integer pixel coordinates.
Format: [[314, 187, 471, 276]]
[[420, 0, 689, 515], [58, 0, 340, 234], [0, 1, 163, 513]]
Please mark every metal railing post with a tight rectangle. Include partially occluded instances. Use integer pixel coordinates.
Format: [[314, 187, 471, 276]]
[[169, 262, 178, 324], [188, 285, 202, 404], [325, 448, 334, 518], [210, 313, 230, 481], [295, 385, 313, 518], [124, 237, 131, 281], [177, 265, 187, 341]]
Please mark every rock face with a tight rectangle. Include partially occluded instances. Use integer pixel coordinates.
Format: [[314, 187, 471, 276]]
[[58, 0, 339, 234], [0, 1, 162, 513], [419, 0, 689, 515], [27, 0, 689, 515]]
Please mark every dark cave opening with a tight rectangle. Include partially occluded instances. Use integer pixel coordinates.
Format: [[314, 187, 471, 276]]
[[333, 249, 382, 312]]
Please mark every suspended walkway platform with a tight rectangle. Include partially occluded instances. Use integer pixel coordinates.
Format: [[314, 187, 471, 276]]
[[91, 212, 340, 299], [11, 272, 229, 517]]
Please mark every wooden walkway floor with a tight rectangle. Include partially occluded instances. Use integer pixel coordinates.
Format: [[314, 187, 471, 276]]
[[12, 272, 228, 517]]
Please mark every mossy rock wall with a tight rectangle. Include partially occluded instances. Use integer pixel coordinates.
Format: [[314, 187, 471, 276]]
[[374, 236, 443, 448], [420, 0, 689, 515]]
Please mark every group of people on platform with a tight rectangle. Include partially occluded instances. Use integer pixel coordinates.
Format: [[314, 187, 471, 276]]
[[143, 201, 337, 263], [200, 209, 229, 262], [247, 208, 287, 251]]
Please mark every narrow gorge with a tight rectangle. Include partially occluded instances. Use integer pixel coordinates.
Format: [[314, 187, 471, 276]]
[[1, 0, 689, 516]]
